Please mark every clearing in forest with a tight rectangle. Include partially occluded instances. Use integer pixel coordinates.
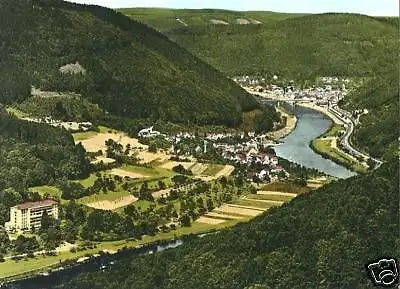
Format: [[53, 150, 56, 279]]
[[86, 195, 138, 210]]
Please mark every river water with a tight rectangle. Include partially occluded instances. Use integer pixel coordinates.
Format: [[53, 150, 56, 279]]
[[2, 239, 184, 289], [273, 103, 356, 179], [2, 103, 356, 288]]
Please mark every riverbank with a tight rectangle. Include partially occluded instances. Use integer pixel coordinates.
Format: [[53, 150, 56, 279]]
[[0, 219, 243, 282], [267, 106, 297, 140], [308, 115, 368, 174]]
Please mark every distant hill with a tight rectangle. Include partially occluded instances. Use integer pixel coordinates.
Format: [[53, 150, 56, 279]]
[[59, 159, 399, 289], [0, 0, 278, 129], [122, 9, 398, 79]]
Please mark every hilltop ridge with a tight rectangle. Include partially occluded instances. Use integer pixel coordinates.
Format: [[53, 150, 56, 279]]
[[0, 0, 277, 129]]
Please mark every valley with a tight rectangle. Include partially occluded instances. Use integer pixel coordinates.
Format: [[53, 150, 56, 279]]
[[0, 1, 398, 289]]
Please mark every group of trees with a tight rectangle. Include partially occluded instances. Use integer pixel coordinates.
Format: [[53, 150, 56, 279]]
[[1, 0, 278, 129], [59, 159, 399, 289]]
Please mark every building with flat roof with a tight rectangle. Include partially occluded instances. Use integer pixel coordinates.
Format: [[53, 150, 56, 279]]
[[5, 200, 59, 231]]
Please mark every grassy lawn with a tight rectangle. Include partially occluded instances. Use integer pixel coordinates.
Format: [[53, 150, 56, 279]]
[[0, 218, 244, 281], [5, 107, 29, 118], [120, 165, 159, 177], [72, 131, 98, 142], [97, 125, 117, 133], [321, 123, 344, 138], [29, 185, 62, 198], [77, 189, 131, 205], [202, 164, 224, 176], [76, 173, 98, 188], [312, 138, 368, 173]]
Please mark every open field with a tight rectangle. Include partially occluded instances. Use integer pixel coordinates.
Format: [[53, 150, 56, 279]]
[[248, 193, 294, 202], [72, 131, 98, 142], [76, 131, 169, 164], [256, 191, 297, 197], [78, 189, 131, 206], [260, 182, 311, 194], [312, 138, 368, 173], [77, 132, 145, 152], [86, 195, 138, 210], [190, 163, 208, 175], [215, 165, 235, 178], [216, 204, 263, 217], [29, 185, 61, 199], [196, 216, 226, 225], [202, 164, 225, 176], [110, 168, 150, 179], [205, 212, 244, 220], [160, 161, 195, 170]]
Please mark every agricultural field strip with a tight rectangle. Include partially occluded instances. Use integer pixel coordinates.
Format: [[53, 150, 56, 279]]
[[110, 168, 150, 179], [256, 191, 298, 197], [243, 197, 285, 204], [226, 203, 267, 211], [217, 204, 264, 216], [196, 216, 226, 225], [205, 212, 244, 220]]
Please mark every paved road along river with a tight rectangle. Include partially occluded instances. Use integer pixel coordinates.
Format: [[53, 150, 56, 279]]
[[272, 103, 356, 179]]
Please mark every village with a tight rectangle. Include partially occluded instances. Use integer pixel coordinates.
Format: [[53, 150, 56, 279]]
[[138, 125, 288, 183]]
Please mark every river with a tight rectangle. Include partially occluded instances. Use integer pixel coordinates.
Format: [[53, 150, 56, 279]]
[[2, 103, 355, 288], [272, 102, 356, 179], [1, 239, 184, 289]]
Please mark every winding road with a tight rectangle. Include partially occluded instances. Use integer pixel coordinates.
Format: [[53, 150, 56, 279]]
[[246, 88, 383, 169]]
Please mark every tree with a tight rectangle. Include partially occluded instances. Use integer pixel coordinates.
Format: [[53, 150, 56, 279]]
[[40, 211, 53, 232], [0, 226, 10, 254], [179, 214, 191, 227]]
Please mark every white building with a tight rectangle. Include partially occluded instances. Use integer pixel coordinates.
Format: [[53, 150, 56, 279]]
[[138, 126, 161, 138], [5, 200, 59, 231]]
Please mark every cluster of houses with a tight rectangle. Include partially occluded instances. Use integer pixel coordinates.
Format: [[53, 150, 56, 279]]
[[234, 74, 353, 107], [137, 126, 288, 183], [22, 116, 92, 132]]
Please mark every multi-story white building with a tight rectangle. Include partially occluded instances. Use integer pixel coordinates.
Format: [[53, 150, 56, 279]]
[[5, 200, 59, 231]]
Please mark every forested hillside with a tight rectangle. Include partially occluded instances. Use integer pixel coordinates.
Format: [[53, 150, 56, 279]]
[[0, 0, 277, 128], [0, 107, 90, 225], [59, 159, 399, 289], [123, 9, 398, 79], [342, 63, 399, 160]]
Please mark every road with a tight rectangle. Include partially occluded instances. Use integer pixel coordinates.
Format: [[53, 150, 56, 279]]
[[328, 105, 383, 168], [245, 88, 383, 169]]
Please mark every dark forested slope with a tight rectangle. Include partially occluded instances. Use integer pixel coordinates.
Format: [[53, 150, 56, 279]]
[[123, 9, 398, 79], [0, 0, 277, 128], [60, 159, 399, 289], [342, 63, 399, 160]]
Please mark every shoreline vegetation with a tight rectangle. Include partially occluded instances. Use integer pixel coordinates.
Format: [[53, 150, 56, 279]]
[[296, 103, 368, 173], [267, 105, 297, 141], [0, 219, 244, 282]]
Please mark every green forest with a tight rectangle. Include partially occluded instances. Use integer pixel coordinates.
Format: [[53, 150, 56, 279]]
[[0, 0, 277, 129], [58, 159, 399, 289], [123, 9, 398, 78]]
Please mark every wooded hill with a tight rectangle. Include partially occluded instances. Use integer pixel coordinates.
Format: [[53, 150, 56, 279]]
[[122, 9, 398, 79], [58, 159, 399, 289], [123, 9, 399, 159], [342, 63, 399, 160], [0, 0, 277, 129]]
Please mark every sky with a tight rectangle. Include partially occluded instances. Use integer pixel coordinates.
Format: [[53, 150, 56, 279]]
[[65, 0, 399, 16]]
